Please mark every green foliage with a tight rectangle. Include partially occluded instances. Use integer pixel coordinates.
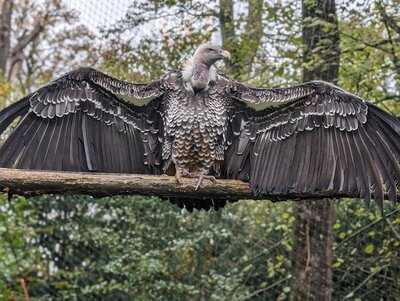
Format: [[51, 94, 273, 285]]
[[339, 17, 399, 102], [1, 1, 400, 300], [0, 194, 398, 300], [0, 78, 12, 109], [332, 201, 400, 300], [0, 195, 43, 300], [0, 195, 292, 300]]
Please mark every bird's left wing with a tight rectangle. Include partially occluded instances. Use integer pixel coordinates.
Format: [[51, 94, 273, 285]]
[[226, 77, 317, 109], [224, 80, 400, 206]]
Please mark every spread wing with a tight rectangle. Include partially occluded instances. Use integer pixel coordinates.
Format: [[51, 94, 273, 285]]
[[0, 67, 168, 174], [224, 80, 400, 205]]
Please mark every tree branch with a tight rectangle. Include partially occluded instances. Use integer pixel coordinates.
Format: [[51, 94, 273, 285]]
[[377, 2, 400, 36], [11, 16, 44, 59], [0, 168, 396, 202], [0, 168, 251, 200]]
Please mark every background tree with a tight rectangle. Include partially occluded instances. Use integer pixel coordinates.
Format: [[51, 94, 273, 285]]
[[338, 0, 400, 112], [291, 0, 340, 300], [0, 0, 399, 300], [0, 0, 95, 106], [102, 0, 303, 82]]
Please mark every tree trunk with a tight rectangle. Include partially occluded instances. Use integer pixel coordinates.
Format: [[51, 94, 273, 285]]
[[218, 0, 263, 78], [292, 0, 340, 300], [292, 200, 335, 301], [302, 0, 340, 84], [0, 0, 13, 77]]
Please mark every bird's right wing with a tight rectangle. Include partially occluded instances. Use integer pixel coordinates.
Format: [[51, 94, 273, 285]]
[[0, 68, 170, 174]]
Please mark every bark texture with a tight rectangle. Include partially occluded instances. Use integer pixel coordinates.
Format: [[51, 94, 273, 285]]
[[302, 0, 341, 83], [292, 200, 335, 301], [0, 168, 383, 201], [218, 0, 263, 77], [0, 0, 13, 76]]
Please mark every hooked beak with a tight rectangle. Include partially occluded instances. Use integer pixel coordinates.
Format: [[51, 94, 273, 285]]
[[220, 49, 231, 60]]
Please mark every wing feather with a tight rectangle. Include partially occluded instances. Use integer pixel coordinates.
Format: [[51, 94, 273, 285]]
[[224, 80, 400, 206], [0, 68, 167, 174]]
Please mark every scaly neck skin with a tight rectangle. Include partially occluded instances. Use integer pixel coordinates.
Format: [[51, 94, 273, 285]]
[[182, 57, 216, 93], [191, 62, 210, 91]]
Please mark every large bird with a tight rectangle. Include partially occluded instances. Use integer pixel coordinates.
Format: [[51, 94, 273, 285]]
[[0, 44, 400, 207]]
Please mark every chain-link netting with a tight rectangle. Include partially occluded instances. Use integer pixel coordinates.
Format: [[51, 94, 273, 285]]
[[1, 196, 399, 300], [1, 0, 400, 300], [66, 0, 131, 32]]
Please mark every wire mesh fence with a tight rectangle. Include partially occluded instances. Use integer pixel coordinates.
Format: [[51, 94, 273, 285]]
[[66, 0, 131, 32], [1, 0, 400, 300], [0, 195, 399, 300]]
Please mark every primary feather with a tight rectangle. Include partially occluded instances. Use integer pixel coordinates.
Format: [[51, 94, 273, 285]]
[[0, 43, 399, 209]]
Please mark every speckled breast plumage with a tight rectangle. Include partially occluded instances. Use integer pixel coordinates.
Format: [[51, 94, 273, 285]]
[[162, 80, 229, 174]]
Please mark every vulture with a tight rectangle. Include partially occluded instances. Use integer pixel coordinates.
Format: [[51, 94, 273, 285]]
[[0, 43, 400, 209]]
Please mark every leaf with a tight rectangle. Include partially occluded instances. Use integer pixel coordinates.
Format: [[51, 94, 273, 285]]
[[283, 286, 291, 293], [364, 243, 375, 254]]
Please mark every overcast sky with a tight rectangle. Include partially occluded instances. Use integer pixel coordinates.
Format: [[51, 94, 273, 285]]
[[64, 0, 132, 31]]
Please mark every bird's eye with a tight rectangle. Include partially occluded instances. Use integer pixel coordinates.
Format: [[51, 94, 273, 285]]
[[207, 48, 215, 52]]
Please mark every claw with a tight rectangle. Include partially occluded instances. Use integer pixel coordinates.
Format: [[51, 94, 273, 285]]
[[195, 175, 204, 190], [175, 168, 182, 184], [209, 176, 217, 184], [195, 175, 216, 190]]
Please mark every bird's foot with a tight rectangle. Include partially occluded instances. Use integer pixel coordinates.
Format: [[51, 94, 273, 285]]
[[175, 172, 182, 184], [175, 169, 182, 184], [174, 167, 215, 189], [195, 174, 216, 190], [175, 168, 190, 184]]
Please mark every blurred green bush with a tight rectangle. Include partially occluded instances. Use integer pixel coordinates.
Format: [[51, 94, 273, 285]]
[[0, 194, 398, 300]]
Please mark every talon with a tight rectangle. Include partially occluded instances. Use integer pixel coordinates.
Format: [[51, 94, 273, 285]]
[[175, 169, 182, 184], [195, 175, 204, 190], [195, 175, 216, 190]]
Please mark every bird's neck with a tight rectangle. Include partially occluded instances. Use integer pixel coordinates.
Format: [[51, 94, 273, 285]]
[[182, 59, 216, 92]]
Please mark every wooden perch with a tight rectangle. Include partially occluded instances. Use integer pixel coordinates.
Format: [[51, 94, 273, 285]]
[[0, 167, 378, 201]]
